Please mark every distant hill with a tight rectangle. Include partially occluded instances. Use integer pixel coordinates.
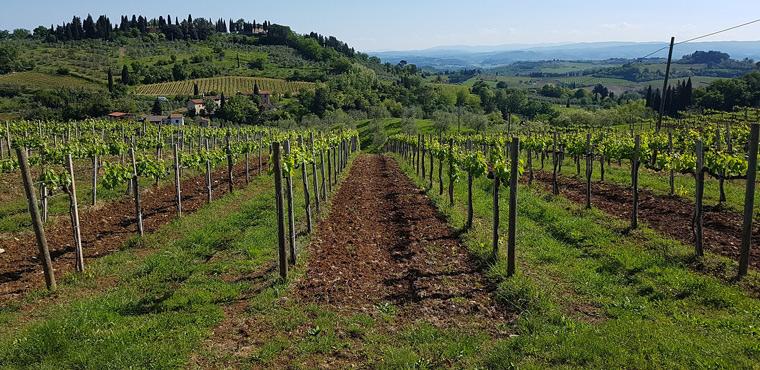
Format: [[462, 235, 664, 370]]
[[371, 41, 760, 69]]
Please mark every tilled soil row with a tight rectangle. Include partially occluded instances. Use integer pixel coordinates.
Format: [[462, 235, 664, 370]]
[[532, 170, 760, 270], [0, 158, 268, 300], [297, 154, 507, 327]]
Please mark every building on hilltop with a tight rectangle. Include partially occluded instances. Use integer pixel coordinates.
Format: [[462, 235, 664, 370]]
[[187, 96, 222, 115], [107, 112, 133, 120], [142, 113, 185, 126]]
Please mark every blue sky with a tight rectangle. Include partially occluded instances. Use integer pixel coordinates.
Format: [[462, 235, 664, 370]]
[[1, 0, 759, 51]]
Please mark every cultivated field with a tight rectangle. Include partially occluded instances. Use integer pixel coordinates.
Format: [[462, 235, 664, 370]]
[[0, 71, 102, 90], [134, 76, 315, 96]]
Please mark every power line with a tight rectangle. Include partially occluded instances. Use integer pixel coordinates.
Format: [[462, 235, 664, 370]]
[[570, 17, 760, 88], [637, 17, 760, 60]]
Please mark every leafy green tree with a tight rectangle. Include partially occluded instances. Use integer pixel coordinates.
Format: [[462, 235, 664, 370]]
[[0, 42, 20, 74], [217, 95, 259, 123]]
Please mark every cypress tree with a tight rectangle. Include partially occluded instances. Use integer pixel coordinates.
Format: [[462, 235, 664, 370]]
[[652, 88, 662, 111], [121, 65, 130, 85], [193, 82, 199, 96], [107, 68, 114, 92], [645, 85, 652, 108], [685, 77, 693, 107], [253, 82, 260, 96], [151, 99, 163, 115]]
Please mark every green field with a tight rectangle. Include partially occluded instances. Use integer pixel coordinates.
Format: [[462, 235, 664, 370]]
[[0, 71, 102, 90], [134, 76, 315, 96]]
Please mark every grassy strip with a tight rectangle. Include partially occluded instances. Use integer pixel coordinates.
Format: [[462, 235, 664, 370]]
[[548, 152, 760, 217], [194, 154, 504, 369], [0, 163, 308, 368], [392, 153, 760, 368]]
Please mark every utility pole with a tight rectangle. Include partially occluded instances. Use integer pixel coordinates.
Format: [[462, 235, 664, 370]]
[[657, 37, 675, 132]]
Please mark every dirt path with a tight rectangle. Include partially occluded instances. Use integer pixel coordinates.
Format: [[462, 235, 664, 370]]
[[0, 159, 267, 301], [297, 154, 504, 325], [533, 171, 760, 270]]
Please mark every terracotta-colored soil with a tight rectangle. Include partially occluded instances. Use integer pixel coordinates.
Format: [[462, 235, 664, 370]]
[[532, 170, 760, 270], [0, 158, 267, 301], [195, 155, 509, 369], [297, 154, 506, 326]]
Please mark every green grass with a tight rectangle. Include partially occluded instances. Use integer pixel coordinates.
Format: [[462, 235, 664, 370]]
[[548, 152, 760, 218], [390, 152, 760, 368], [0, 72, 102, 91], [0, 160, 314, 368]]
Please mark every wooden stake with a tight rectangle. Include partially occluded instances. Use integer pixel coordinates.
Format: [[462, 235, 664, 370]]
[[631, 135, 640, 229], [130, 147, 144, 237], [173, 143, 182, 217], [585, 133, 592, 209], [66, 153, 84, 272], [205, 138, 212, 204], [507, 137, 519, 277], [283, 140, 297, 265], [272, 142, 287, 281], [299, 136, 313, 233], [17, 147, 57, 290], [226, 132, 234, 194], [738, 123, 759, 278], [310, 132, 321, 214], [694, 140, 704, 256]]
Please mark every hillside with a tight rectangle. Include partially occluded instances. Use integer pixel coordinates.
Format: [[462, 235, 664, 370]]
[[134, 76, 315, 96], [372, 41, 760, 69]]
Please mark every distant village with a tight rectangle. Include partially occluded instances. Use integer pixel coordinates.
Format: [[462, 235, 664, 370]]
[[106, 82, 272, 126]]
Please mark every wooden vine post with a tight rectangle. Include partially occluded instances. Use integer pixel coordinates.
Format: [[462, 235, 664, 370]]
[[310, 132, 321, 214], [173, 143, 182, 217], [258, 135, 263, 175], [552, 131, 559, 195], [272, 142, 287, 280], [465, 148, 474, 230], [283, 140, 297, 265], [226, 132, 234, 193], [507, 137, 519, 277], [333, 145, 338, 184], [421, 137, 426, 180], [130, 147, 144, 237], [205, 138, 212, 204], [694, 140, 704, 257], [320, 134, 327, 200], [738, 122, 759, 278], [438, 138, 444, 195], [448, 138, 455, 206], [5, 121, 11, 160], [91, 153, 98, 206], [65, 153, 84, 272], [245, 133, 250, 185], [668, 127, 675, 195], [492, 148, 501, 261], [416, 134, 421, 175], [631, 135, 640, 229], [17, 147, 57, 290], [527, 145, 533, 186], [428, 136, 434, 189], [585, 133, 592, 209], [327, 143, 333, 194], [299, 136, 313, 233]]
